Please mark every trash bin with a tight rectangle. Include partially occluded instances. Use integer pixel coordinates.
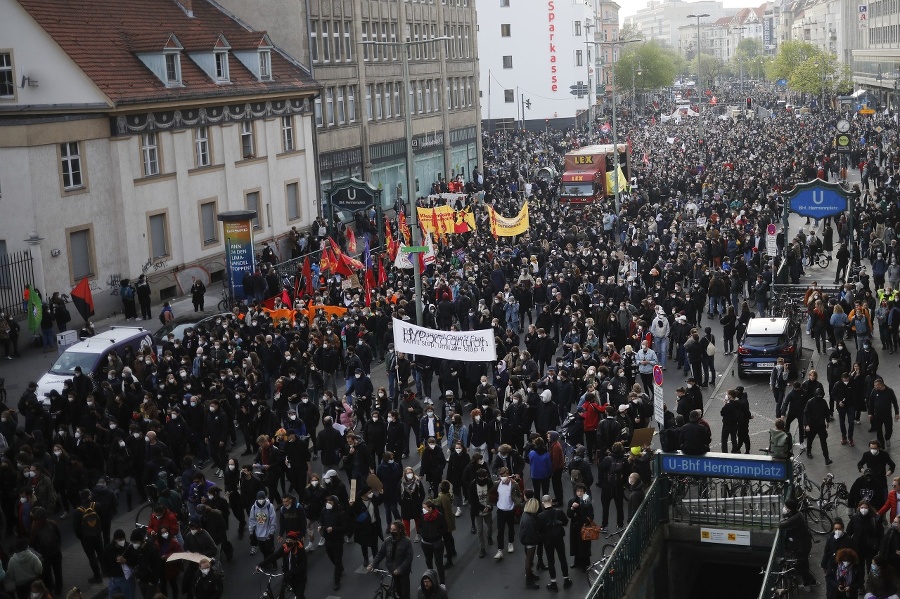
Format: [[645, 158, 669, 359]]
[[56, 330, 78, 356]]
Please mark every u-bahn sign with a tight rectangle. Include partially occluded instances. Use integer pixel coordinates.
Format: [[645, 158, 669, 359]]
[[659, 452, 790, 481], [329, 178, 378, 212], [785, 180, 850, 219]]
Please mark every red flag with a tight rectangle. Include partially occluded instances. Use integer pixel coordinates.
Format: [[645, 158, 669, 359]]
[[365, 268, 376, 307], [328, 236, 343, 258], [70, 277, 94, 322], [398, 212, 411, 244], [280, 289, 291, 306], [378, 256, 387, 286], [334, 254, 354, 277], [385, 222, 397, 260], [302, 256, 314, 296], [346, 228, 357, 254]]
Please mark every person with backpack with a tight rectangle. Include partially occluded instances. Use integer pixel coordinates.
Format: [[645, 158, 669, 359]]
[[256, 531, 307, 599], [120, 280, 137, 321], [72, 489, 104, 584], [767, 418, 793, 460], [567, 446, 594, 496], [596, 442, 629, 532], [158, 302, 174, 326]]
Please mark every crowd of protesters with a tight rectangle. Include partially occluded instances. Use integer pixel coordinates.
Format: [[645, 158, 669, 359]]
[[0, 85, 900, 599]]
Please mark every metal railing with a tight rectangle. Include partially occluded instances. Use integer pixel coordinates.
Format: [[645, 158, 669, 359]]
[[586, 477, 665, 599], [757, 528, 786, 599], [666, 476, 790, 528], [0, 249, 35, 318]]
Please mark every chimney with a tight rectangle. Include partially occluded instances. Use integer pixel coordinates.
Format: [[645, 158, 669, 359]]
[[174, 0, 194, 18]]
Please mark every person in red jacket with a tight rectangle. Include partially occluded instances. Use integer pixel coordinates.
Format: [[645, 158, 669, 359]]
[[147, 504, 181, 540], [579, 393, 603, 461], [547, 431, 566, 506], [878, 477, 900, 521]]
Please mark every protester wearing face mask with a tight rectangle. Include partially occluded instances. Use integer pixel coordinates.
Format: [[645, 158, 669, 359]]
[[318, 494, 347, 591], [821, 519, 855, 589], [255, 530, 308, 599], [247, 491, 277, 558], [778, 499, 817, 590], [847, 500, 883, 584], [99, 529, 138, 599], [398, 467, 426, 543], [129, 528, 163, 599], [368, 521, 414, 599], [190, 558, 221, 599], [880, 515, 900, 575]]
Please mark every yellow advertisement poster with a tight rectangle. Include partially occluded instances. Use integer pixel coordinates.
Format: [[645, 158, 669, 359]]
[[606, 166, 629, 194], [487, 202, 530, 237]]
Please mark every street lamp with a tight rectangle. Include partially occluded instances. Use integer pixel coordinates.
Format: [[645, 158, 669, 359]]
[[599, 38, 641, 213], [363, 36, 452, 326], [687, 13, 709, 143], [732, 26, 747, 92], [632, 60, 642, 115]]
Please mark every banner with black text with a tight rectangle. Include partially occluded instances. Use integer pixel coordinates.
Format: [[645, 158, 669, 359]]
[[392, 318, 497, 362]]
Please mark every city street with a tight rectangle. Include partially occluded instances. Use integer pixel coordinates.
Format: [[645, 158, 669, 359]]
[[0, 206, 870, 599]]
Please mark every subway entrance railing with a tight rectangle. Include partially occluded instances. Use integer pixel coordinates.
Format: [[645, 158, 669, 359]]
[[585, 452, 792, 599]]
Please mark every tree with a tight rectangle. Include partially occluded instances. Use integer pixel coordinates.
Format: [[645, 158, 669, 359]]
[[766, 40, 821, 83], [612, 41, 680, 91], [789, 53, 852, 96]]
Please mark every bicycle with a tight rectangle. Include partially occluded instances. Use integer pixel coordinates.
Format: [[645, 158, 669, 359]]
[[255, 569, 296, 599], [798, 492, 833, 535], [802, 252, 831, 269], [586, 545, 616, 587], [370, 568, 400, 599], [761, 556, 800, 599], [217, 286, 235, 312], [791, 456, 821, 501], [818, 473, 850, 516]]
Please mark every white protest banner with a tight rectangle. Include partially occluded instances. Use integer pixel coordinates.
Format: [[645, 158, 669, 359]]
[[392, 318, 497, 362]]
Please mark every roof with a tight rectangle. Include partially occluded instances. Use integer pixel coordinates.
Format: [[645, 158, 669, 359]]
[[69, 326, 151, 355], [745, 318, 789, 335], [17, 0, 318, 106]]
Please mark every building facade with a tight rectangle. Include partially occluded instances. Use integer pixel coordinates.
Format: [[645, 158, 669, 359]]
[[216, 0, 482, 214], [0, 0, 320, 316], [477, 0, 594, 128], [624, 0, 734, 50]]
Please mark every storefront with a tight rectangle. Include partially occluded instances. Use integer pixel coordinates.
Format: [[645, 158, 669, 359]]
[[412, 132, 445, 195], [370, 139, 406, 211], [319, 148, 363, 197], [450, 126, 479, 180]]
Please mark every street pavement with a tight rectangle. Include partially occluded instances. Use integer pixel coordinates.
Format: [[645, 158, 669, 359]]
[[0, 199, 869, 599]]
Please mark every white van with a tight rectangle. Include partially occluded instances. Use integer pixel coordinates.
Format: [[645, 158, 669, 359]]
[[36, 326, 154, 405]]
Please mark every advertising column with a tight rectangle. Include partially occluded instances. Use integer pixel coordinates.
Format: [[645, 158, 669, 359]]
[[217, 210, 257, 301]]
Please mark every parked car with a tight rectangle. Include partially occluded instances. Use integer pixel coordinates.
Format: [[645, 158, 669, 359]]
[[737, 317, 802, 379], [152, 312, 229, 356]]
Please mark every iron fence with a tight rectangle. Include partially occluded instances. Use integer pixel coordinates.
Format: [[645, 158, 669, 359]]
[[666, 476, 790, 529], [586, 477, 665, 599], [0, 249, 34, 318]]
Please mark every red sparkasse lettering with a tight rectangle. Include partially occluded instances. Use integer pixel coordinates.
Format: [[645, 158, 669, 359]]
[[551, 84, 558, 91], [547, 0, 555, 8]]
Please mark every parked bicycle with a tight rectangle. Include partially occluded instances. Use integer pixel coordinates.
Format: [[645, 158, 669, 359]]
[[818, 473, 850, 516], [586, 544, 616, 587], [761, 556, 800, 599]]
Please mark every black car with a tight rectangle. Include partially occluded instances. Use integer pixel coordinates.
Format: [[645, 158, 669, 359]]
[[737, 317, 802, 378], [153, 311, 229, 355]]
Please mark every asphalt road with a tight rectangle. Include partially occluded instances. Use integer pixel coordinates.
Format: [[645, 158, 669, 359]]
[[0, 207, 867, 599]]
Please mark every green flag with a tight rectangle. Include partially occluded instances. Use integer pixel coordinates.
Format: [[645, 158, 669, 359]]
[[27, 285, 42, 333]]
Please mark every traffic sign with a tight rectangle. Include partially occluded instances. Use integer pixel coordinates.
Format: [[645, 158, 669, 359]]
[[652, 365, 663, 387], [786, 180, 850, 219], [654, 385, 665, 427], [859, 108, 876, 115], [766, 224, 777, 236], [400, 245, 428, 253], [569, 83, 589, 97], [835, 134, 851, 153]]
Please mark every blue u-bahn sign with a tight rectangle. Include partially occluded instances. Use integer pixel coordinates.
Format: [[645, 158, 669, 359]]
[[786, 180, 850, 219], [659, 452, 790, 481]]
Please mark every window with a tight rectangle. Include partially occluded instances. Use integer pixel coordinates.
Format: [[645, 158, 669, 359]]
[[464, 26, 470, 58], [311, 21, 321, 62], [390, 24, 398, 59], [576, 49, 583, 66], [424, 80, 431, 112], [148, 213, 169, 258], [164, 52, 181, 84], [245, 191, 261, 229], [361, 22, 369, 61], [326, 88, 334, 125], [414, 24, 420, 59], [449, 25, 456, 58], [344, 21, 352, 61], [314, 98, 323, 127], [366, 84, 373, 121], [502, 55, 513, 69], [500, 0, 509, 5], [574, 21, 582, 36], [281, 116, 294, 152], [141, 132, 159, 176], [240, 121, 255, 158], [423, 25, 430, 60], [501, 24, 511, 37], [348, 86, 356, 122], [382, 23, 389, 59], [200, 201, 218, 245], [215, 51, 229, 81], [333, 21, 342, 62], [286, 182, 300, 221], [384, 83, 393, 118], [322, 21, 331, 62], [416, 81, 423, 113], [0, 53, 14, 98], [375, 84, 383, 120], [60, 142, 83, 190], [393, 82, 401, 116], [337, 87, 345, 125], [258, 50, 272, 80], [430, 24, 437, 59], [195, 126, 210, 167], [69, 228, 94, 280], [432, 79, 440, 111]]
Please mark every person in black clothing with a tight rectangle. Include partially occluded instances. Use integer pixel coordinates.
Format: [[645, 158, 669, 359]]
[[419, 499, 447, 587], [779, 498, 817, 590], [29, 507, 62, 596], [596, 442, 628, 531], [368, 520, 415, 599], [720, 389, 743, 453], [319, 495, 346, 591], [804, 388, 833, 464], [73, 489, 104, 584], [868, 378, 900, 449], [256, 531, 307, 599], [190, 278, 206, 312], [536, 494, 572, 592], [136, 275, 152, 321], [679, 410, 711, 455], [191, 558, 222, 599], [566, 483, 594, 570], [101, 529, 139, 599], [782, 382, 807, 445], [131, 528, 163, 599]]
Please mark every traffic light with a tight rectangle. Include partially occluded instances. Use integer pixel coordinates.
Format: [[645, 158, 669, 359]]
[[746, 97, 752, 110], [525, 99, 532, 109]]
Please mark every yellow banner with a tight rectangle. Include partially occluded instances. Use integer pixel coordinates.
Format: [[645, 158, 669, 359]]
[[417, 206, 476, 235], [606, 166, 629, 194], [487, 202, 530, 237]]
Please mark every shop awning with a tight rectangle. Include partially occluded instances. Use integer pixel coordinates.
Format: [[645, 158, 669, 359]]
[[851, 89, 867, 98]]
